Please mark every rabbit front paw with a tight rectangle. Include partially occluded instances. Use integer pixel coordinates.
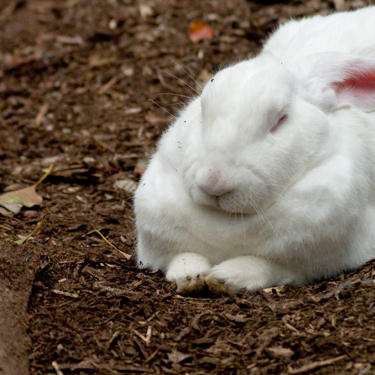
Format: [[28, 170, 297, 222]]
[[166, 252, 212, 295], [175, 274, 207, 296], [204, 274, 231, 296], [208, 256, 296, 293]]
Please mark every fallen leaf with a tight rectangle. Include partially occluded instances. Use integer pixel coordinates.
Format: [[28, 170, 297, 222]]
[[189, 20, 214, 43], [1, 203, 22, 214], [0, 206, 14, 217], [0, 165, 53, 211]]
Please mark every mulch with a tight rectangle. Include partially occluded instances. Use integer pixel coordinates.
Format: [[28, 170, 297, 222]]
[[0, 0, 374, 374]]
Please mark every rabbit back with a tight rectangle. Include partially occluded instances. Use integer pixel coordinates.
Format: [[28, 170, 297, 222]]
[[263, 7, 375, 61]]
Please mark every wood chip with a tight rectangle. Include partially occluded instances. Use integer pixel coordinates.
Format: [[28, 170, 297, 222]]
[[288, 355, 347, 374], [51, 290, 79, 298], [35, 103, 49, 126], [133, 327, 152, 345], [52, 361, 64, 375], [113, 179, 137, 193], [266, 346, 294, 358], [98, 76, 119, 95], [282, 315, 299, 333], [224, 313, 248, 323], [167, 350, 192, 364]]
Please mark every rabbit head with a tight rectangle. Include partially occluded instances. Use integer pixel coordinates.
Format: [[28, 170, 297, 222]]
[[180, 52, 375, 215]]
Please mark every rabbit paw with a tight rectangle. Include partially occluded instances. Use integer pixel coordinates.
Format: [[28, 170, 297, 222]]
[[176, 274, 207, 296], [166, 252, 212, 296], [205, 274, 231, 296], [208, 256, 296, 292]]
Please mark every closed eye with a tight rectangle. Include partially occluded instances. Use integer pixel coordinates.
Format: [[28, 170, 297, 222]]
[[270, 114, 288, 133]]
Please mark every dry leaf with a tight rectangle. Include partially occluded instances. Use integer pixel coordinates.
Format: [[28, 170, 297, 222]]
[[189, 20, 214, 43], [0, 165, 53, 212], [1, 203, 22, 214], [0, 206, 15, 217]]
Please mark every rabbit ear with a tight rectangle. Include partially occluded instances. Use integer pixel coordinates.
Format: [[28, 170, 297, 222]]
[[296, 52, 375, 112]]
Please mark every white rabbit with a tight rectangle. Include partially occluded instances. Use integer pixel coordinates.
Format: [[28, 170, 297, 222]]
[[134, 6, 375, 295]]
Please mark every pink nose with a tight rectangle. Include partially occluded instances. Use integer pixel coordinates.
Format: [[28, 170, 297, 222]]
[[198, 169, 232, 197]]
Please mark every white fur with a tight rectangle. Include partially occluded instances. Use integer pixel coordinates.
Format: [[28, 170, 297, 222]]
[[134, 7, 375, 293]]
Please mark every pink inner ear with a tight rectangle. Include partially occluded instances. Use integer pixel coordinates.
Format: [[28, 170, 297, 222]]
[[332, 72, 375, 92], [331, 71, 375, 110]]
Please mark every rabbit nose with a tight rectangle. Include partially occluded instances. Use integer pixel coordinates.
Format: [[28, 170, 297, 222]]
[[198, 169, 233, 197]]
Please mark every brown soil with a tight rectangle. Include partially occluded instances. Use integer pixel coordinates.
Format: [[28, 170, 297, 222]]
[[1, 0, 375, 374]]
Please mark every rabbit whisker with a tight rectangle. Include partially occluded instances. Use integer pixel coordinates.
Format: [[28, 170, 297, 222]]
[[158, 102, 186, 108], [148, 99, 177, 119], [247, 191, 276, 235], [267, 183, 288, 192], [164, 55, 204, 91], [153, 93, 195, 100], [240, 211, 247, 246], [156, 68, 201, 96], [269, 190, 293, 204]]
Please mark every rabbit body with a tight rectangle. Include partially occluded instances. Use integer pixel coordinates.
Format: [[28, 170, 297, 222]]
[[134, 7, 375, 294]]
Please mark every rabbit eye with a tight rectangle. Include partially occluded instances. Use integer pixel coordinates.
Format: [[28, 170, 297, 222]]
[[270, 114, 288, 133]]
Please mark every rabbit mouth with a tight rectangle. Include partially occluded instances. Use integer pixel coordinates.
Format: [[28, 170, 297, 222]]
[[200, 191, 258, 216]]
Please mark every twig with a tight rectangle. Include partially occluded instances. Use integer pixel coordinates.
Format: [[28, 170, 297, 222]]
[[35, 103, 49, 126], [51, 290, 79, 299], [15, 213, 49, 245], [52, 361, 64, 375], [288, 355, 347, 374], [98, 76, 119, 95], [33, 164, 54, 188], [93, 229, 132, 260]]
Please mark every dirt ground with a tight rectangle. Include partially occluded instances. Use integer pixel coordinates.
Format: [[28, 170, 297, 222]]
[[1, 0, 375, 374]]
